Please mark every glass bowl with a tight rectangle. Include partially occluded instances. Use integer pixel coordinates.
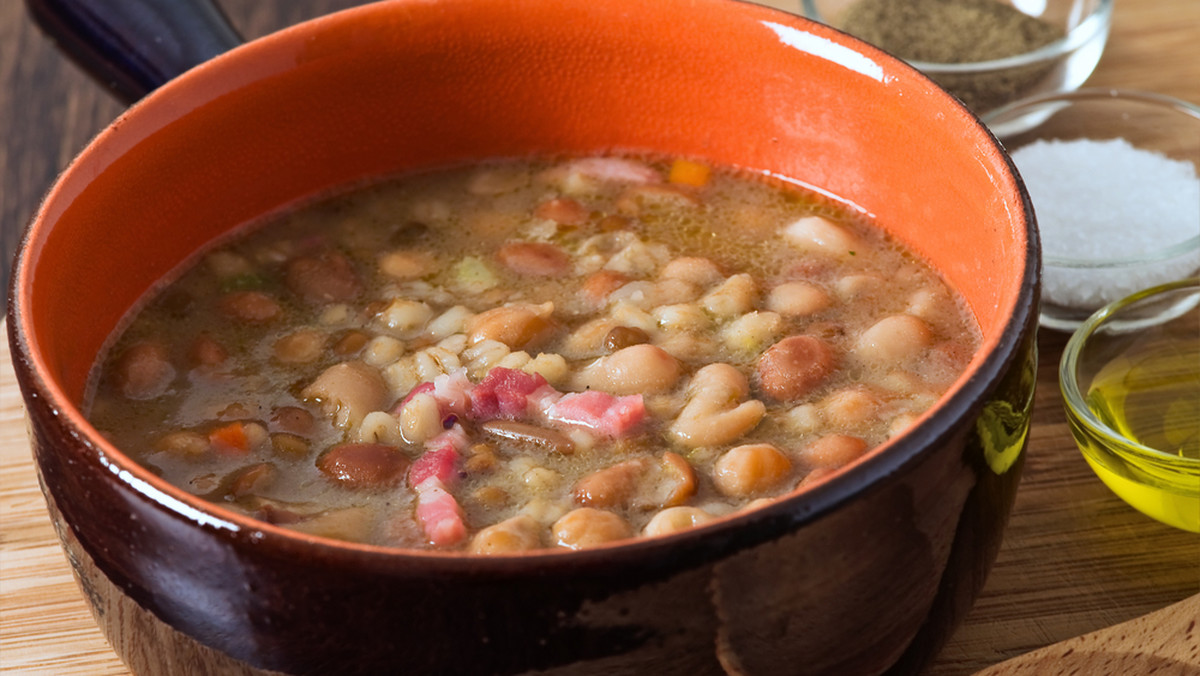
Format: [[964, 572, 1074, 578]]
[[797, 0, 1112, 115], [1060, 278, 1200, 532], [983, 89, 1200, 331]]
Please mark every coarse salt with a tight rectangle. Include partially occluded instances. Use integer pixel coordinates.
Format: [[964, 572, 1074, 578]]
[[1010, 137, 1200, 310]]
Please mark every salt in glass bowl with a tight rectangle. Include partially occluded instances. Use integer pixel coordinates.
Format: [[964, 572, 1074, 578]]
[[796, 0, 1112, 116], [983, 89, 1200, 331], [1059, 278, 1200, 532]]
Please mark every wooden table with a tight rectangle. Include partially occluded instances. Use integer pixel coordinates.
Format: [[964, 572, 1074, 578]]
[[2, 1, 1197, 674]]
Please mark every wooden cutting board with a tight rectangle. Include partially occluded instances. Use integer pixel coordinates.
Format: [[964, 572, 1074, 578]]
[[2, 1, 1199, 674]]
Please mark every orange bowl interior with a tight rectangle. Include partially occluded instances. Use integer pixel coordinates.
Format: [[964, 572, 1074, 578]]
[[17, 0, 1029, 405]]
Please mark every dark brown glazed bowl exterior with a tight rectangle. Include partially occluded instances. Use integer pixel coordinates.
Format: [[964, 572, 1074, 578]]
[[7, 1, 1039, 674]]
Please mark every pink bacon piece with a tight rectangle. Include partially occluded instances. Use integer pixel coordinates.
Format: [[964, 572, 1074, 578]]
[[469, 368, 551, 420], [545, 390, 646, 438], [408, 426, 470, 547]]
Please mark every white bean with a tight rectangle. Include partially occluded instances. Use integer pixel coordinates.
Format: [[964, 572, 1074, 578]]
[[576, 344, 682, 395], [766, 281, 831, 317], [784, 215, 861, 259], [856, 314, 934, 365], [702, 274, 757, 318], [669, 364, 766, 448]]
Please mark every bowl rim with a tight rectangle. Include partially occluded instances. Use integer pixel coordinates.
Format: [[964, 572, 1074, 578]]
[[985, 87, 1200, 268], [7, 0, 1040, 570], [1059, 277, 1200, 471], [800, 0, 1113, 72]]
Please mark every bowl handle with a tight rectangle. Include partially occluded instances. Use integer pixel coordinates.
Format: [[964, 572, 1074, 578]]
[[25, 0, 242, 104]]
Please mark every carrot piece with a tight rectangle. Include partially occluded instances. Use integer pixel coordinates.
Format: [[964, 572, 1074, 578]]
[[668, 159, 711, 187], [209, 421, 250, 455]]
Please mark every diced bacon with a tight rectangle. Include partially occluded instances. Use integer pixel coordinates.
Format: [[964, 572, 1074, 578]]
[[431, 370, 473, 417], [546, 391, 646, 438], [469, 367, 550, 420], [408, 444, 459, 487], [413, 478, 467, 547]]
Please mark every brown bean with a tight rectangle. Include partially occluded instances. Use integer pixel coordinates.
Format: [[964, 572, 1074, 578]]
[[481, 420, 575, 455], [757, 335, 836, 402], [603, 326, 650, 353], [270, 406, 315, 434], [573, 459, 649, 508], [469, 514, 542, 554], [649, 452, 697, 508], [219, 291, 281, 323], [188, 334, 228, 368], [466, 304, 559, 350], [534, 198, 588, 225], [286, 251, 363, 304], [333, 330, 370, 355], [496, 241, 571, 277], [317, 443, 409, 489], [112, 341, 175, 400], [229, 462, 276, 498], [273, 329, 326, 364], [270, 433, 310, 458], [552, 508, 632, 549]]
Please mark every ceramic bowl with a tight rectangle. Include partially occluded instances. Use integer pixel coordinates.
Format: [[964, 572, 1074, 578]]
[[7, 1, 1039, 674]]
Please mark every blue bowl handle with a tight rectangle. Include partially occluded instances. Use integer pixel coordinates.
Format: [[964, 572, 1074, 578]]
[[26, 0, 242, 103]]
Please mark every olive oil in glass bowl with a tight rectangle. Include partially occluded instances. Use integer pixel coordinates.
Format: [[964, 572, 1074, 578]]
[[1060, 279, 1200, 532]]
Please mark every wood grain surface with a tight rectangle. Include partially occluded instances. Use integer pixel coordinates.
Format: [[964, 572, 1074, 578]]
[[2, 1, 1198, 675]]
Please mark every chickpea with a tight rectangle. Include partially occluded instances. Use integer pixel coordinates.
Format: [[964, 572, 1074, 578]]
[[766, 281, 831, 317], [274, 330, 326, 364], [801, 434, 868, 469], [712, 443, 792, 498], [856, 314, 933, 365], [379, 250, 436, 280], [576, 344, 681, 395], [637, 452, 697, 509], [552, 508, 633, 549], [783, 215, 861, 259], [380, 299, 434, 336], [642, 506, 715, 537], [820, 387, 882, 428], [574, 458, 649, 508], [701, 273, 757, 318], [469, 515, 543, 554]]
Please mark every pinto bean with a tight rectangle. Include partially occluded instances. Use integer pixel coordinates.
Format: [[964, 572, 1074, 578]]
[[286, 251, 363, 304], [576, 344, 681, 395], [317, 442, 409, 489], [573, 458, 649, 508], [270, 406, 315, 434], [642, 506, 715, 537], [302, 361, 389, 429], [669, 364, 765, 448], [497, 242, 571, 277], [580, 270, 630, 307], [469, 514, 543, 554], [220, 291, 282, 323], [228, 462, 276, 498], [481, 420, 575, 455], [757, 335, 836, 402], [801, 434, 868, 469], [552, 508, 632, 549], [467, 303, 560, 350], [712, 443, 792, 498], [112, 341, 176, 400], [534, 198, 588, 225]]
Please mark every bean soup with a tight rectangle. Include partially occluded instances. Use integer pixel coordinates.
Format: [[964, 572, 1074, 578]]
[[86, 156, 979, 552]]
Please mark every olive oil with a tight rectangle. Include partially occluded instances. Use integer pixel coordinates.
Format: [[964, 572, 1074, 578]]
[[1075, 311, 1200, 532]]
